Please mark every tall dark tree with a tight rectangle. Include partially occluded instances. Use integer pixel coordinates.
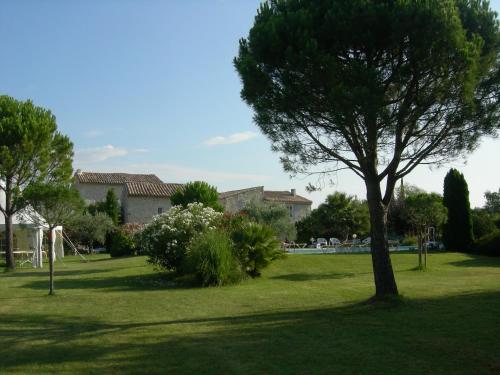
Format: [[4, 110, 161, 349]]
[[234, 0, 500, 298], [443, 169, 474, 251], [102, 189, 121, 225], [0, 95, 73, 269]]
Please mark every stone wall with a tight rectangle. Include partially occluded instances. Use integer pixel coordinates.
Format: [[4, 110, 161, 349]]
[[123, 196, 172, 224], [219, 188, 264, 214], [290, 203, 311, 222], [74, 182, 124, 204]]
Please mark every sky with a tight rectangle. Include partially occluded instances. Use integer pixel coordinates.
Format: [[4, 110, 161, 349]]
[[1, 0, 499, 208]]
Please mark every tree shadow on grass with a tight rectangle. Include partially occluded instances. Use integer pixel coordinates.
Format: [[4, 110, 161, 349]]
[[271, 272, 355, 281], [448, 254, 500, 268], [19, 271, 195, 292], [1, 268, 114, 278], [1, 291, 499, 374]]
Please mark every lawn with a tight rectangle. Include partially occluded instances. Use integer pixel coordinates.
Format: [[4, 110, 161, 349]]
[[1, 252, 499, 374]]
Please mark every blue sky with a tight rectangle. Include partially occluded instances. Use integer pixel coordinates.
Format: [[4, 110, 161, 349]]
[[1, 0, 499, 208]]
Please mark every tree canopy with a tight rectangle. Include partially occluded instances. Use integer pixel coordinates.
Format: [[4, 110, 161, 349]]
[[296, 192, 370, 243], [0, 95, 73, 269], [235, 0, 500, 297], [171, 181, 223, 212], [241, 200, 297, 240]]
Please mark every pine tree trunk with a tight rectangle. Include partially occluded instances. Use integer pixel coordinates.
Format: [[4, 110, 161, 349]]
[[366, 180, 399, 298], [4, 178, 15, 270]]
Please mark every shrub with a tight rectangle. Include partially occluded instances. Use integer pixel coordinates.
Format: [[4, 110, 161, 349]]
[[232, 222, 284, 277], [472, 210, 497, 239], [66, 212, 114, 250], [109, 229, 136, 258], [472, 230, 500, 257], [185, 230, 242, 286], [241, 201, 296, 240], [401, 235, 418, 246], [140, 203, 223, 272]]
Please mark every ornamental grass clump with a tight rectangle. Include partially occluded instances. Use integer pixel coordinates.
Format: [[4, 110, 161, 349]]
[[140, 203, 222, 272], [185, 230, 243, 286]]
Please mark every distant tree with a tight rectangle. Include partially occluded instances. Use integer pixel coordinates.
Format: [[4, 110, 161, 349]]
[[471, 209, 497, 239], [86, 189, 121, 225], [484, 188, 500, 215], [24, 183, 83, 295], [388, 183, 426, 237], [0, 95, 73, 270], [405, 192, 447, 269], [171, 181, 223, 212], [241, 201, 296, 240], [443, 169, 474, 251], [296, 192, 369, 243], [66, 212, 114, 251], [234, 0, 500, 297]]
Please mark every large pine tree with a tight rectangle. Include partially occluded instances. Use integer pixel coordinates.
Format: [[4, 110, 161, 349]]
[[443, 169, 474, 251]]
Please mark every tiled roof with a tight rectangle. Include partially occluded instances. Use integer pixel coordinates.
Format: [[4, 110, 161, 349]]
[[263, 190, 312, 205], [219, 186, 263, 199], [126, 182, 184, 198], [75, 172, 163, 185]]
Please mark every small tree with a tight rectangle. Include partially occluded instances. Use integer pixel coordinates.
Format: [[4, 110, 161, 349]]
[[24, 183, 83, 295], [67, 212, 114, 250], [405, 192, 447, 269], [171, 181, 223, 212], [241, 200, 296, 240], [443, 169, 474, 251], [234, 0, 500, 298], [102, 189, 121, 225], [0, 95, 73, 269]]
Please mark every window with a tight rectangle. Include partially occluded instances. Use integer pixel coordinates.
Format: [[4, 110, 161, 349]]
[[158, 207, 163, 214]]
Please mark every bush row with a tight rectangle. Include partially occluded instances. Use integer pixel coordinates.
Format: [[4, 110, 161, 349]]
[[139, 203, 284, 286]]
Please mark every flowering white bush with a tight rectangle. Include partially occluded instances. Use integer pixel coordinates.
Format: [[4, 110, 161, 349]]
[[140, 203, 223, 271]]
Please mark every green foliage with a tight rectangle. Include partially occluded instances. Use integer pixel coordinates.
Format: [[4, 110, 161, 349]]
[[109, 229, 136, 258], [24, 183, 84, 229], [443, 169, 474, 251], [296, 192, 369, 243], [185, 230, 242, 286], [241, 201, 296, 240], [484, 188, 500, 215], [140, 203, 222, 272], [66, 212, 114, 249], [0, 95, 73, 268], [231, 222, 283, 277], [87, 189, 121, 225], [472, 209, 497, 239], [171, 181, 223, 212], [405, 192, 447, 234], [472, 230, 500, 257]]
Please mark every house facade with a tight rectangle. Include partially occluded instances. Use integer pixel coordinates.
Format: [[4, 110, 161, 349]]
[[74, 171, 183, 224], [219, 186, 312, 222]]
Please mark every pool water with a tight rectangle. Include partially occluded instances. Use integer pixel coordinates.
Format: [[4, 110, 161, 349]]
[[285, 246, 417, 254]]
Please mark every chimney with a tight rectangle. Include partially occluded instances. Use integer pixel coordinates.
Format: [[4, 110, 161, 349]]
[[76, 169, 82, 175], [291, 188, 296, 196]]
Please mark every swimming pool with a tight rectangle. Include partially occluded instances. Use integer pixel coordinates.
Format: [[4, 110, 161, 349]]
[[285, 246, 417, 254]]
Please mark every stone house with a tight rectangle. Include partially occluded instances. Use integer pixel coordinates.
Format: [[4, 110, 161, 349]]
[[74, 171, 183, 224], [219, 186, 312, 222]]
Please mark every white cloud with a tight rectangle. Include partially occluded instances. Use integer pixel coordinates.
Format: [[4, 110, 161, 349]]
[[75, 145, 128, 163], [129, 162, 271, 184], [203, 131, 258, 146], [83, 130, 104, 138]]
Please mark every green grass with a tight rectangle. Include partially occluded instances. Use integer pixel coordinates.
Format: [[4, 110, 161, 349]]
[[1, 252, 500, 374]]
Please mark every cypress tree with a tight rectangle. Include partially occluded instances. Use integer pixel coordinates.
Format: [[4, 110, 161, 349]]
[[103, 189, 121, 225], [443, 169, 474, 251]]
